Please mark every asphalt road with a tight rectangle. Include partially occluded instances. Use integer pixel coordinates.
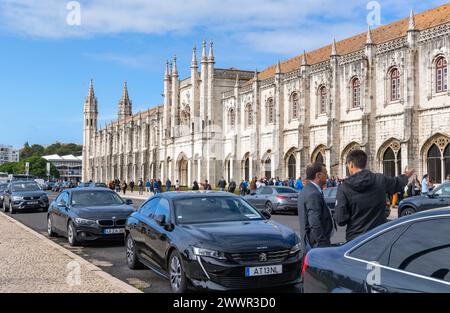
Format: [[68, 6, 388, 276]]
[[6, 192, 347, 293]]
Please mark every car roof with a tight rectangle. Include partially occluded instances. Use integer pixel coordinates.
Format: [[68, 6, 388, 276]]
[[11, 180, 39, 184], [67, 187, 113, 193], [159, 191, 240, 199]]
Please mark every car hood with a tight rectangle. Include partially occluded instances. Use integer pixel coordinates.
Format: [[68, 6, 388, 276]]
[[12, 191, 47, 197], [73, 205, 134, 219], [178, 220, 297, 252], [400, 195, 428, 205]]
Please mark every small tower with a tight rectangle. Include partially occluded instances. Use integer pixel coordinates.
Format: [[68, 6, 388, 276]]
[[163, 60, 172, 135], [207, 41, 215, 124], [200, 40, 208, 127], [331, 38, 338, 57], [365, 26, 376, 62], [82, 79, 98, 181], [118, 81, 132, 120], [407, 9, 418, 49]]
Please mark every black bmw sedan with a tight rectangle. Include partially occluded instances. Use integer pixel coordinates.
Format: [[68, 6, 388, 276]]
[[125, 191, 302, 292], [47, 188, 134, 246], [302, 208, 450, 293]]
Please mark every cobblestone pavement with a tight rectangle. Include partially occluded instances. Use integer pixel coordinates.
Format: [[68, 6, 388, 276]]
[[0, 212, 140, 293]]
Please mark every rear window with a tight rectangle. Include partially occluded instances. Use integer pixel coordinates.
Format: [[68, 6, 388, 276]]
[[275, 187, 297, 194]]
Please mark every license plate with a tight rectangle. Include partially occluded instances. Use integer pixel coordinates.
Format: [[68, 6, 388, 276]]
[[290, 197, 297, 201], [103, 228, 125, 234], [245, 265, 282, 277], [28, 201, 38, 205]]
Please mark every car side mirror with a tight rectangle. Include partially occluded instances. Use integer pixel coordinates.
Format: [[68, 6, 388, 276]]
[[57, 201, 67, 208], [155, 214, 166, 226], [261, 210, 271, 219], [125, 199, 133, 205]]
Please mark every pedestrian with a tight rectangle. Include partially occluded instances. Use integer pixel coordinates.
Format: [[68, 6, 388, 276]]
[[421, 174, 430, 195], [298, 162, 335, 251], [175, 180, 180, 191], [153, 179, 160, 194], [250, 177, 257, 192], [122, 181, 127, 195], [446, 174, 450, 183], [192, 181, 200, 191], [115, 179, 121, 193], [157, 179, 162, 192], [335, 149, 413, 242], [138, 179, 144, 195], [294, 176, 304, 191], [166, 178, 172, 192], [217, 177, 227, 191], [228, 179, 236, 193], [201, 179, 212, 190], [145, 179, 151, 192], [239, 180, 247, 196], [129, 180, 135, 192], [149, 179, 154, 194]]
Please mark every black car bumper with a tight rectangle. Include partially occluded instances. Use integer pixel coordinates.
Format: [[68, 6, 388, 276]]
[[73, 224, 126, 242], [184, 253, 302, 291], [11, 200, 48, 210]]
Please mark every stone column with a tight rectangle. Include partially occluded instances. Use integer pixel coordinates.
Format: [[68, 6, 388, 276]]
[[188, 158, 192, 186]]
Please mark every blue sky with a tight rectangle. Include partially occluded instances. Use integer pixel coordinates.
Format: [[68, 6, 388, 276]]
[[0, 0, 447, 149]]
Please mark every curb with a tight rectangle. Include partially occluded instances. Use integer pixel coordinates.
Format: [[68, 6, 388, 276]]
[[0, 211, 142, 293]]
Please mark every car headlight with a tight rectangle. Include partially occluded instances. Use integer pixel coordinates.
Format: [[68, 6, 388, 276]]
[[290, 243, 301, 254], [12, 196, 23, 201], [74, 217, 95, 225], [192, 246, 226, 260]]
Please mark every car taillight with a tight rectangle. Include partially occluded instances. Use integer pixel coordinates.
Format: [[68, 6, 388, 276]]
[[276, 195, 288, 200], [301, 253, 309, 277]]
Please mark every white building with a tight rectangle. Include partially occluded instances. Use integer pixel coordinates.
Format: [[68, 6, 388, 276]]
[[0, 145, 19, 165], [43, 154, 83, 181], [83, 4, 450, 185]]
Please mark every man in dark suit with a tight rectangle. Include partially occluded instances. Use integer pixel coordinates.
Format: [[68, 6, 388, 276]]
[[298, 162, 335, 252]]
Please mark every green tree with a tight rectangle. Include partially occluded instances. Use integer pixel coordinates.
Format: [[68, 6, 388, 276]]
[[20, 143, 45, 159], [0, 162, 21, 174]]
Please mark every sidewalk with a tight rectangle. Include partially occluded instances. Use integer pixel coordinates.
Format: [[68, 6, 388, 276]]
[[117, 190, 152, 200], [0, 212, 141, 293]]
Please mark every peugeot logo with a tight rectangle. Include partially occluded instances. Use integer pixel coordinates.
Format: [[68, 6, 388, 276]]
[[259, 253, 267, 262]]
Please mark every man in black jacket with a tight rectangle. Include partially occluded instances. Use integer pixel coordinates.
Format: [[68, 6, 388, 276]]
[[298, 163, 335, 250], [335, 149, 414, 241]]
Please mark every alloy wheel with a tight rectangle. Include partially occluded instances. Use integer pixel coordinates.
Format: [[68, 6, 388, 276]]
[[170, 255, 182, 291], [126, 236, 134, 265], [265, 202, 273, 214]]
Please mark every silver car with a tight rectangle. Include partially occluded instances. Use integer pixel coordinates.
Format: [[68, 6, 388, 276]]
[[243, 186, 299, 214]]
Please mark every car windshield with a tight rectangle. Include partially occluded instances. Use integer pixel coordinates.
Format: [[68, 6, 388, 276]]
[[71, 190, 124, 207], [275, 187, 297, 194], [12, 182, 41, 192], [174, 196, 263, 224]]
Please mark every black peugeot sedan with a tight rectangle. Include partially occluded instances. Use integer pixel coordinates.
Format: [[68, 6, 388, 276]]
[[398, 181, 450, 217], [302, 208, 450, 293], [125, 191, 302, 292], [47, 187, 134, 246], [2, 180, 49, 214]]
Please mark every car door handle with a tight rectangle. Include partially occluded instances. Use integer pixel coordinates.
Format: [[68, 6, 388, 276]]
[[371, 284, 389, 293]]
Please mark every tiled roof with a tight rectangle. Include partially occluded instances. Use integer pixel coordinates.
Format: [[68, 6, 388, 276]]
[[248, 3, 450, 84]]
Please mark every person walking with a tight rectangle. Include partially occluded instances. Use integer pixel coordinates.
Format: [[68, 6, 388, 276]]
[[121, 181, 127, 195], [192, 181, 200, 191], [335, 149, 413, 242], [201, 179, 212, 190], [157, 179, 162, 192], [175, 180, 180, 191], [138, 179, 144, 195], [217, 177, 227, 191], [250, 177, 257, 192], [149, 179, 154, 194], [298, 162, 335, 251], [228, 179, 236, 193], [165, 178, 172, 192], [239, 180, 247, 196], [294, 176, 304, 192], [421, 174, 430, 195], [145, 179, 151, 193], [153, 179, 160, 194]]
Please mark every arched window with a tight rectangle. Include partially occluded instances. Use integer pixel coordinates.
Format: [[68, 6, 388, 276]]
[[390, 68, 400, 101], [383, 148, 396, 177], [264, 157, 271, 179], [291, 93, 299, 120], [444, 144, 450, 180], [266, 98, 274, 124], [245, 104, 253, 128], [436, 57, 448, 93], [244, 157, 250, 181], [319, 86, 327, 114], [228, 108, 235, 127], [427, 144, 442, 184], [316, 152, 324, 165], [352, 78, 361, 108], [288, 154, 296, 179]]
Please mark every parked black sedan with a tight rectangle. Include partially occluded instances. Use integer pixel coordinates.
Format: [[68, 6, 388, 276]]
[[47, 188, 134, 246], [2, 180, 49, 214], [398, 181, 450, 217], [125, 191, 302, 292], [302, 208, 450, 293]]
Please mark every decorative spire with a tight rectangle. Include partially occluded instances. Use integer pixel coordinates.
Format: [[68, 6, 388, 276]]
[[302, 50, 308, 65], [366, 26, 373, 45], [275, 60, 282, 74], [254, 68, 258, 81], [122, 80, 129, 101], [235, 72, 239, 87], [201, 40, 207, 62], [88, 79, 95, 98], [331, 38, 338, 56], [165, 60, 170, 79], [172, 55, 178, 76], [408, 9, 416, 31], [208, 40, 214, 62], [118, 80, 132, 119], [191, 46, 197, 68]]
